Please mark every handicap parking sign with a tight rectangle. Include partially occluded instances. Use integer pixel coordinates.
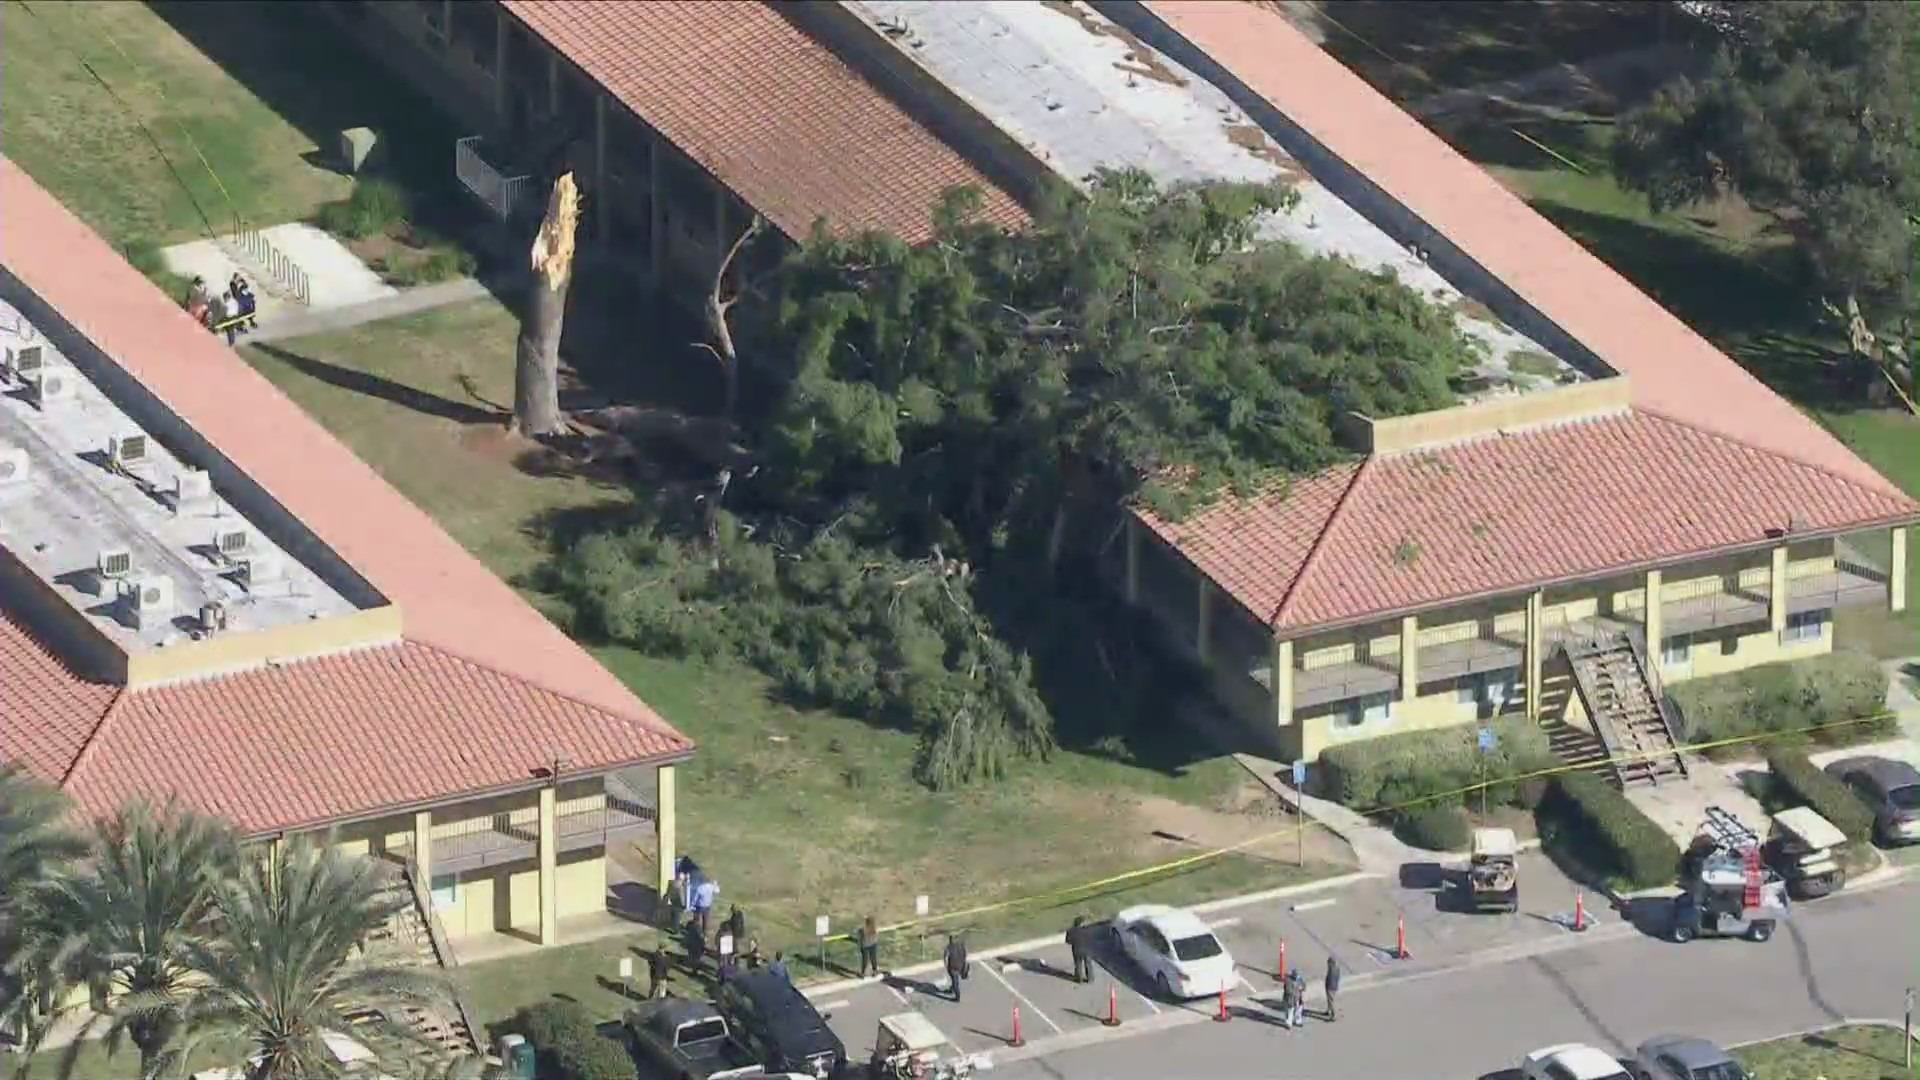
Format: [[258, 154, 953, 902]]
[[1477, 726, 1497, 753]]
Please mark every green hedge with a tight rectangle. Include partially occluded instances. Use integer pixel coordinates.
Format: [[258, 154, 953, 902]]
[[1668, 650, 1891, 757], [1394, 804, 1473, 852], [1542, 772, 1681, 889], [503, 1000, 632, 1080], [1765, 747, 1876, 843], [1319, 716, 1555, 812]]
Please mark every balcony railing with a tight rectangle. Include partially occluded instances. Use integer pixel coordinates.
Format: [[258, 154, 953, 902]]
[[431, 786, 653, 875], [455, 135, 534, 222]]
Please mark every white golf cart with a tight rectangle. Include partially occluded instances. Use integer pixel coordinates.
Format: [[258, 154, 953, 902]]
[[870, 1012, 990, 1080]]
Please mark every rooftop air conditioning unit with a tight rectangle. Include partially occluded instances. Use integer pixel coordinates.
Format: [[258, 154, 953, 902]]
[[26, 367, 75, 408], [109, 434, 151, 469], [199, 600, 229, 634], [0, 444, 27, 486], [234, 553, 283, 589], [124, 575, 175, 628], [214, 527, 252, 559], [173, 468, 214, 508], [6, 344, 44, 381], [97, 548, 134, 580]]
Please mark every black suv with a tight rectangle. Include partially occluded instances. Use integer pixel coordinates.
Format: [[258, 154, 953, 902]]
[[714, 970, 846, 1079]]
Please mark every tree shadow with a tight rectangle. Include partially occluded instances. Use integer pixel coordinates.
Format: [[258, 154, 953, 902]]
[[250, 342, 505, 424], [1427, 101, 1614, 173]]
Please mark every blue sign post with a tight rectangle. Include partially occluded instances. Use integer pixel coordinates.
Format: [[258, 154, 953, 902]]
[[1477, 727, 1497, 753], [1476, 728, 1496, 816], [1291, 759, 1307, 787], [1290, 760, 1309, 866]]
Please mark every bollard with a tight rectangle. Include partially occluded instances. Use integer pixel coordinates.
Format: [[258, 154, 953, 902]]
[[1010, 1006, 1025, 1048], [1214, 987, 1230, 1022], [1277, 938, 1287, 983], [1395, 915, 1410, 960], [1573, 890, 1588, 933], [1104, 985, 1120, 1027]]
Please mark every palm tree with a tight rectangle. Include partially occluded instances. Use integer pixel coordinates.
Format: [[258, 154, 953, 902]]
[[0, 766, 85, 1043], [20, 802, 237, 1077], [161, 838, 461, 1080]]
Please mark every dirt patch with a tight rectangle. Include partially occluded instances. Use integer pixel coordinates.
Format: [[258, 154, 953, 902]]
[[1036, 0, 1189, 87], [1132, 782, 1356, 869], [456, 423, 534, 464]]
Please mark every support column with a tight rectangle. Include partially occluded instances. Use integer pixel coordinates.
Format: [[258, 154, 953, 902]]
[[594, 95, 609, 243], [1769, 544, 1789, 637], [1195, 579, 1212, 664], [492, 7, 509, 124], [647, 134, 664, 285], [1644, 569, 1664, 662], [412, 810, 433, 895], [1123, 518, 1140, 606], [654, 764, 678, 902], [537, 787, 558, 947], [1399, 615, 1418, 701], [1272, 638, 1294, 731], [1524, 590, 1544, 718], [1892, 527, 1909, 614]]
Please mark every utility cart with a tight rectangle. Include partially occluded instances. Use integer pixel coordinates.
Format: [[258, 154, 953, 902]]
[[1764, 806, 1848, 900], [870, 1013, 987, 1080], [1671, 807, 1789, 944], [1467, 827, 1521, 913]]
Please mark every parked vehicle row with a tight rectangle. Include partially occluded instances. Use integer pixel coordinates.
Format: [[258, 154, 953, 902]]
[[622, 968, 847, 1080], [1518, 1035, 1749, 1080]]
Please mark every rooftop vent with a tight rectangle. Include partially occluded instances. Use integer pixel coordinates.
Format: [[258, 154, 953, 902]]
[[233, 553, 282, 590], [198, 599, 229, 635], [172, 468, 214, 511], [0, 443, 27, 486], [214, 527, 252, 559], [26, 367, 75, 409], [123, 574, 175, 629], [4, 344, 44, 382], [109, 434, 151, 469], [97, 548, 134, 579]]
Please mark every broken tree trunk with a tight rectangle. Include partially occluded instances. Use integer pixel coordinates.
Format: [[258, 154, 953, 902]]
[[703, 215, 763, 422], [513, 171, 582, 438]]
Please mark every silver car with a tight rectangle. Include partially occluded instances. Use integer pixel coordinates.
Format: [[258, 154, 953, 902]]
[[1632, 1036, 1750, 1080]]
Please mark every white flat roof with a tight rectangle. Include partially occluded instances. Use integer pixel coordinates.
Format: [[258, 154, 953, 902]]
[[0, 299, 356, 655], [843, 0, 1594, 400]]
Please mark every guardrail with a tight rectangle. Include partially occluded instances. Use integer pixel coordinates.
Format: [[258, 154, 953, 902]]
[[456, 135, 533, 222], [400, 855, 483, 1058], [222, 225, 311, 306]]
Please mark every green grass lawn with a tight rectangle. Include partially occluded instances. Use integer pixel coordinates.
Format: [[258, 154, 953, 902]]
[[1737, 1024, 1917, 1080], [239, 300, 1352, 1028]]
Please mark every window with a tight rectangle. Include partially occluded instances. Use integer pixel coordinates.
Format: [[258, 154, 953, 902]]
[[1455, 679, 1478, 706], [1660, 634, 1692, 668], [1484, 673, 1515, 709], [430, 872, 458, 909], [1341, 692, 1394, 728], [1171, 934, 1224, 962], [1783, 609, 1825, 644]]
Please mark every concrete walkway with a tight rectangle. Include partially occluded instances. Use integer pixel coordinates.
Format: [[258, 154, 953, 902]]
[[247, 276, 498, 344], [1232, 753, 1425, 875]]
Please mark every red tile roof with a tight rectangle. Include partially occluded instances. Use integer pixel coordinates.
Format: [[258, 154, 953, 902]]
[[1125, 2, 1919, 631], [503, 0, 1028, 243], [0, 158, 692, 835]]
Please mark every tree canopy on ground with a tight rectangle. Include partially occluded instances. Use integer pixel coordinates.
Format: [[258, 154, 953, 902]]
[[1613, 1, 1918, 344], [555, 170, 1480, 788]]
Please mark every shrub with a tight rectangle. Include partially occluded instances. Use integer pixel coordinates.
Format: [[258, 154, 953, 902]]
[[1318, 716, 1555, 812], [1395, 804, 1472, 852], [388, 246, 477, 286], [503, 1000, 630, 1080], [315, 176, 411, 240], [1765, 747, 1875, 842], [1668, 650, 1891, 757], [1542, 772, 1681, 889]]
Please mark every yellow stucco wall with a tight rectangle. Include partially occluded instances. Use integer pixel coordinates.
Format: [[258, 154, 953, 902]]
[[428, 851, 608, 941], [1658, 618, 1833, 684]]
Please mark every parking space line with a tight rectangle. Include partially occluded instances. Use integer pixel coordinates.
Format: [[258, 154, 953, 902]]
[[1292, 898, 1337, 913], [817, 999, 850, 1011], [982, 960, 1064, 1034], [885, 981, 911, 1005], [1126, 984, 1162, 1014]]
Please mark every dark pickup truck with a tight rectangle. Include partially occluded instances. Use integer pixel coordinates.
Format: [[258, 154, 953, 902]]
[[622, 998, 765, 1080]]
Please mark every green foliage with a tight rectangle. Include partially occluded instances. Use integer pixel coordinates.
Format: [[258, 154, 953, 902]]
[[1541, 772, 1681, 889], [758, 170, 1475, 542], [387, 245, 478, 286], [1317, 716, 1554, 812], [316, 177, 411, 240], [554, 513, 1054, 790], [1765, 747, 1875, 842], [116, 236, 196, 301], [1394, 804, 1472, 852], [1612, 1, 1919, 326], [504, 1000, 630, 1080], [1668, 649, 1892, 757]]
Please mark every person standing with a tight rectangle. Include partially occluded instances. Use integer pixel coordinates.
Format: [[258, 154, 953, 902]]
[[220, 291, 243, 345], [1277, 968, 1300, 1029], [1323, 955, 1342, 1022], [1286, 968, 1307, 1028], [647, 947, 671, 999], [857, 916, 881, 978], [768, 951, 790, 983], [1066, 916, 1095, 984], [723, 904, 747, 950], [683, 917, 708, 972], [691, 875, 719, 940], [942, 933, 969, 1002]]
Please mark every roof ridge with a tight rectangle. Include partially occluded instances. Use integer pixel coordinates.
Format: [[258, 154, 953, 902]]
[[58, 685, 130, 791], [1268, 456, 1376, 628], [1633, 405, 1920, 514], [402, 637, 679, 737]]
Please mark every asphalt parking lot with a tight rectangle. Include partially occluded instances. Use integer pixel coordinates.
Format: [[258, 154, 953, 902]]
[[809, 851, 1611, 1061]]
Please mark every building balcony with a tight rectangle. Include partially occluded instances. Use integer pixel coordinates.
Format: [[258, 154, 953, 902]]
[[1662, 556, 1886, 636], [430, 780, 653, 876]]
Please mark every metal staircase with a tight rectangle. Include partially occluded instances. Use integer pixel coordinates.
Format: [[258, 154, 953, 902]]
[[368, 860, 482, 1058], [1564, 632, 1688, 788]]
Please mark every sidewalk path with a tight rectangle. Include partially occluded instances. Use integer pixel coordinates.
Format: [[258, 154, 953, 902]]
[[248, 277, 500, 344], [1232, 753, 1424, 876]]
